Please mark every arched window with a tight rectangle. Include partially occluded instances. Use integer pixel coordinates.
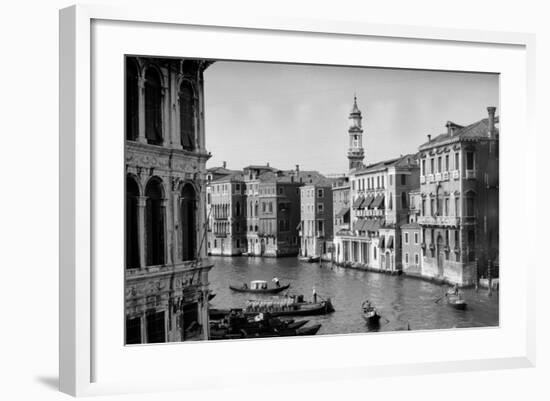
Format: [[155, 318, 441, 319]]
[[145, 178, 165, 266], [180, 184, 196, 261], [235, 201, 241, 217], [179, 81, 196, 150], [125, 59, 139, 140], [126, 176, 140, 268], [144, 68, 163, 145]]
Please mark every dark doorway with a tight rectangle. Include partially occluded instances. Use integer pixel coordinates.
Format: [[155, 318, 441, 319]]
[[180, 184, 196, 261], [125, 59, 139, 140], [146, 311, 165, 343], [179, 81, 195, 150], [182, 302, 199, 340], [125, 316, 142, 344], [126, 176, 140, 269], [145, 179, 165, 266], [144, 68, 163, 145]]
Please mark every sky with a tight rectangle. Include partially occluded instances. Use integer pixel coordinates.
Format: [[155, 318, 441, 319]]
[[203, 61, 499, 175]]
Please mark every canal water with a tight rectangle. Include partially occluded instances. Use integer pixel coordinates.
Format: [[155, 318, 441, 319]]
[[208, 256, 499, 335]]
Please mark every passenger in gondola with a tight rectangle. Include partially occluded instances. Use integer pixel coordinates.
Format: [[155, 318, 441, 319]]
[[242, 282, 248, 289]]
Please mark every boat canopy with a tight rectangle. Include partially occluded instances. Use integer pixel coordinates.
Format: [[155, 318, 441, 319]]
[[250, 280, 268, 289]]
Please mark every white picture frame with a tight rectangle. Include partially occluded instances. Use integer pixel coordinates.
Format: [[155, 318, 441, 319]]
[[59, 4, 536, 397]]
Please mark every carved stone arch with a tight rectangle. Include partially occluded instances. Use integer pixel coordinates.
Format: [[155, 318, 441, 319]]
[[141, 61, 166, 88], [144, 175, 166, 199], [126, 172, 143, 196]]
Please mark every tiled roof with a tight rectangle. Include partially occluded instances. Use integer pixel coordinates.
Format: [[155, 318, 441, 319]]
[[419, 117, 499, 150], [354, 154, 418, 174], [401, 222, 421, 229]]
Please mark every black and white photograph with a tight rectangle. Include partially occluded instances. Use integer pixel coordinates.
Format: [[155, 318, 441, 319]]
[[124, 56, 499, 344]]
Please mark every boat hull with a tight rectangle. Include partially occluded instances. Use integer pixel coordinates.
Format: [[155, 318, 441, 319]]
[[229, 284, 290, 294]]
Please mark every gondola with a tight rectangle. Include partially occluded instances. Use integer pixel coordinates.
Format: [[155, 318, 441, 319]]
[[229, 280, 290, 294], [446, 294, 467, 310], [361, 300, 381, 325]]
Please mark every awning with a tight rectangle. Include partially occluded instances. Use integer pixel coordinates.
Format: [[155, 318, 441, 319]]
[[296, 222, 302, 230], [387, 235, 394, 249], [352, 196, 365, 209], [361, 196, 374, 209], [335, 207, 350, 218], [371, 195, 385, 209], [353, 219, 365, 231], [363, 219, 381, 232], [379, 236, 385, 248]]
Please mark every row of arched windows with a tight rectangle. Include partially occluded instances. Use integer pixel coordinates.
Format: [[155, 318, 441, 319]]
[[126, 58, 197, 150], [126, 175, 197, 269]]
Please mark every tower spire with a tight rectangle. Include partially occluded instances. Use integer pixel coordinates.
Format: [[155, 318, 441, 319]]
[[347, 95, 365, 170]]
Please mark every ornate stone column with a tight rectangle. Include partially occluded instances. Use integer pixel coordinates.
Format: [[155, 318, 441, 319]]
[[161, 84, 169, 147], [137, 196, 147, 268], [137, 77, 146, 144], [160, 197, 172, 265], [172, 186, 180, 263]]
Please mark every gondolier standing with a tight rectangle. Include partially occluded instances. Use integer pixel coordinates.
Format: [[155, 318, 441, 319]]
[[313, 287, 317, 303]]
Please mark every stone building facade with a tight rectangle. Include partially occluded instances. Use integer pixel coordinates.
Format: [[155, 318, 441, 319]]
[[334, 155, 420, 272], [206, 171, 247, 256], [332, 177, 350, 233], [125, 56, 213, 344], [417, 107, 499, 285], [299, 181, 334, 259]]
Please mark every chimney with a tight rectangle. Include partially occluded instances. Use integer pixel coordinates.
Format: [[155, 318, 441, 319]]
[[487, 106, 496, 138], [267, 162, 270, 168], [427, 134, 432, 143], [295, 164, 300, 175], [222, 161, 227, 169]]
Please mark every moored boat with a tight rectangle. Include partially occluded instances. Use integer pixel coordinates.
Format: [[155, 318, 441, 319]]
[[229, 280, 290, 294], [298, 255, 320, 263], [245, 294, 334, 317], [209, 309, 322, 340]]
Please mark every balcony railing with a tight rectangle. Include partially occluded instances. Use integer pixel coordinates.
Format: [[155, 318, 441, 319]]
[[442, 171, 449, 180], [452, 170, 460, 180], [420, 175, 426, 184], [435, 173, 442, 181], [465, 169, 476, 179], [417, 215, 461, 226]]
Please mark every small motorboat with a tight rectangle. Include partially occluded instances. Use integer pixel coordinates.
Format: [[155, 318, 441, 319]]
[[229, 280, 290, 294], [361, 300, 381, 325]]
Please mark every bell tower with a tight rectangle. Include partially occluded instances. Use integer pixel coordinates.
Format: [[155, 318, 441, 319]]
[[347, 95, 365, 170]]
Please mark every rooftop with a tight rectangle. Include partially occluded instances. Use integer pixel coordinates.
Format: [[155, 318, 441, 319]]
[[419, 115, 499, 150], [353, 154, 418, 175]]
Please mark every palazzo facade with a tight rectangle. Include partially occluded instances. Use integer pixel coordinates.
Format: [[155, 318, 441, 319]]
[[124, 56, 213, 344]]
